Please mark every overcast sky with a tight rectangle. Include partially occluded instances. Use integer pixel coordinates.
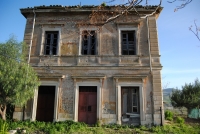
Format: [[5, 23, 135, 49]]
[[0, 0, 199, 89]]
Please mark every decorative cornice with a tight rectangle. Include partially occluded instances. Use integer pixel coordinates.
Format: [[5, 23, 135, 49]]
[[71, 75, 105, 79], [38, 73, 65, 78], [113, 74, 148, 79]]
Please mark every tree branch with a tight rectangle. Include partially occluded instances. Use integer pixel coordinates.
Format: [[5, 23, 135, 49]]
[[98, 0, 162, 25], [140, 0, 162, 19], [167, 0, 192, 11], [189, 20, 200, 41]]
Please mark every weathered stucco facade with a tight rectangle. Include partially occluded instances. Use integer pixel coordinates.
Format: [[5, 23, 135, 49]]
[[13, 5, 163, 125]]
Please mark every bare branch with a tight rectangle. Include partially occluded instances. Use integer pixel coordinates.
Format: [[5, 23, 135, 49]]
[[189, 20, 200, 41], [105, 0, 137, 23], [168, 0, 192, 11], [140, 0, 162, 18], [103, 0, 162, 24], [105, 0, 115, 3]]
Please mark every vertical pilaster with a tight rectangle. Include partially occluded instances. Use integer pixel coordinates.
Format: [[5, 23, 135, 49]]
[[152, 71, 163, 125], [115, 78, 121, 124], [98, 78, 103, 120], [73, 78, 77, 121]]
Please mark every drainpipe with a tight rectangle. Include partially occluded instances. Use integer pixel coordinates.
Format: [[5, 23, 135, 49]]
[[28, 10, 36, 64], [23, 9, 36, 121], [147, 17, 152, 73], [146, 16, 154, 125]]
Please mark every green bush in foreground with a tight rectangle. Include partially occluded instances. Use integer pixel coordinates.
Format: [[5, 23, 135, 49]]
[[165, 110, 174, 121]]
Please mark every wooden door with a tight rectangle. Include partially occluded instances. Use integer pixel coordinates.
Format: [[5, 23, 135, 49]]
[[121, 87, 140, 124], [36, 86, 55, 122], [78, 86, 97, 125]]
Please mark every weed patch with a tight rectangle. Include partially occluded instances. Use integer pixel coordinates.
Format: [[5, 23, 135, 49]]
[[176, 116, 185, 124], [165, 110, 174, 121], [0, 119, 8, 134], [2, 119, 200, 134]]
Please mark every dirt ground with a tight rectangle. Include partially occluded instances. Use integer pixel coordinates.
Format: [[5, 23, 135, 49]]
[[184, 117, 200, 124]]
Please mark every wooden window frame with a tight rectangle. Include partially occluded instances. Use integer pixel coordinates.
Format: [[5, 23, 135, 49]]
[[118, 27, 138, 55], [40, 27, 61, 56], [44, 31, 59, 55], [81, 30, 97, 55], [132, 88, 139, 113], [121, 31, 136, 55]]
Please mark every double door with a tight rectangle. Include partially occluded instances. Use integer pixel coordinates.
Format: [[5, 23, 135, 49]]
[[78, 86, 97, 125]]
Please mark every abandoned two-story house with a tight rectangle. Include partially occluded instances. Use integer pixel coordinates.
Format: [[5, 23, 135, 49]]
[[13, 5, 163, 125]]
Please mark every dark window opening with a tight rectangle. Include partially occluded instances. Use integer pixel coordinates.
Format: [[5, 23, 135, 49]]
[[44, 31, 58, 55], [121, 31, 136, 55], [82, 31, 97, 55]]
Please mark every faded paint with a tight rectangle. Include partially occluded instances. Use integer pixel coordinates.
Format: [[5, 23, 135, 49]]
[[102, 102, 115, 114], [61, 43, 78, 55]]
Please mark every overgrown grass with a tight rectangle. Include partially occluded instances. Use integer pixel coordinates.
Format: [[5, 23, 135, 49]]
[[1, 119, 199, 134], [150, 123, 200, 134], [8, 120, 89, 134], [0, 119, 8, 134]]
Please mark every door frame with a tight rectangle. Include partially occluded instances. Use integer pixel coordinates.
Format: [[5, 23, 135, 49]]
[[74, 82, 102, 122], [116, 82, 145, 125], [31, 81, 60, 122]]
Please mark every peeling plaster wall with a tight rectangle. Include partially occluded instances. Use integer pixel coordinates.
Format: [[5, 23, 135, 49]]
[[60, 77, 74, 113], [14, 9, 163, 125], [101, 23, 118, 55]]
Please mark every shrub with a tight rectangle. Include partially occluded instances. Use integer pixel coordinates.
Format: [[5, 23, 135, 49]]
[[165, 110, 174, 121], [176, 116, 185, 124]]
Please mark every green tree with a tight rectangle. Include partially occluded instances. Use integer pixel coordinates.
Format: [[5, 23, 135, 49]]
[[171, 79, 200, 111], [0, 37, 40, 120]]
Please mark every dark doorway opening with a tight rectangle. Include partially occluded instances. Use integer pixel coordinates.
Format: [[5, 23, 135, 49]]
[[78, 86, 97, 125], [36, 86, 55, 122], [121, 87, 140, 124]]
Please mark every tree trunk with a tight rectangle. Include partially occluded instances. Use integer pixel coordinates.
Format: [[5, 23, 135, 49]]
[[0, 104, 7, 120]]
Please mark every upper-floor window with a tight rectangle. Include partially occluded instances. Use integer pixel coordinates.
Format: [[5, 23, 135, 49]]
[[81, 30, 97, 55], [44, 31, 58, 55], [121, 31, 136, 55]]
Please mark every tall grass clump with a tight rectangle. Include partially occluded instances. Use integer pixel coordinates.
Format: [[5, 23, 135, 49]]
[[0, 119, 8, 134], [176, 116, 185, 124], [165, 110, 174, 121]]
